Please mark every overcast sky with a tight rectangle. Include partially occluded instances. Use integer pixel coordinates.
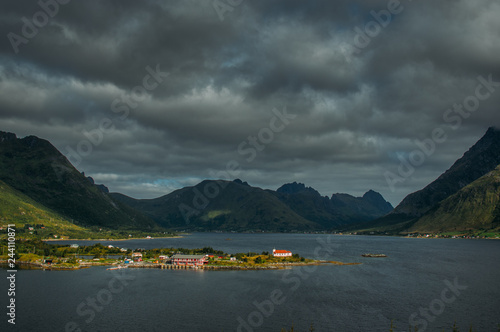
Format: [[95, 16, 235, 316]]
[[1, 0, 499, 206]]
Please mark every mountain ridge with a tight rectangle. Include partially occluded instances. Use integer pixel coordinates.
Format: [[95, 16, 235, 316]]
[[111, 179, 393, 231], [364, 127, 500, 234], [0, 131, 159, 230], [4, 127, 498, 235], [394, 127, 500, 217]]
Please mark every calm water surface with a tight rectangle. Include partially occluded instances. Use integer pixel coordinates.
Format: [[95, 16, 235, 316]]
[[2, 234, 499, 331]]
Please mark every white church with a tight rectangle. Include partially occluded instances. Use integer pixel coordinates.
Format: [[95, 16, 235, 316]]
[[272, 248, 292, 257]]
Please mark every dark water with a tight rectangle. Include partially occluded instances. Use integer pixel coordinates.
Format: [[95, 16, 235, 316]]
[[3, 234, 500, 332]]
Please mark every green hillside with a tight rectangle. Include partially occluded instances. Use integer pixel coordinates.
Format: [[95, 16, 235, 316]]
[[0, 179, 87, 238], [366, 127, 500, 232], [408, 165, 500, 233]]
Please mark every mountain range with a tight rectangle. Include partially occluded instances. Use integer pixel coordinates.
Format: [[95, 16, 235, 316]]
[[0, 130, 393, 233], [1, 127, 500, 236], [111, 180, 393, 231]]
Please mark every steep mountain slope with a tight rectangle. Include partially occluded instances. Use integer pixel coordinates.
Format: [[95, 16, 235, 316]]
[[0, 179, 86, 235], [369, 127, 500, 229], [112, 180, 317, 231], [0, 131, 158, 230], [395, 127, 500, 216], [408, 165, 500, 233]]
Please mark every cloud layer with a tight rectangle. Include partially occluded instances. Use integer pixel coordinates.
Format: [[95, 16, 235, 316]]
[[1, 0, 499, 205]]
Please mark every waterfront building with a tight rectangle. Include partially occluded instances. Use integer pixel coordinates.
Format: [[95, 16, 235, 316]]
[[171, 254, 207, 266]]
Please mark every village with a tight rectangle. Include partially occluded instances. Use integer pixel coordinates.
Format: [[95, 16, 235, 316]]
[[115, 248, 299, 270], [0, 239, 359, 270], [103, 248, 313, 270]]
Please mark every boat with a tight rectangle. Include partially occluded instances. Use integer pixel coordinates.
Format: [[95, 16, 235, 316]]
[[106, 265, 128, 270], [361, 254, 387, 258]]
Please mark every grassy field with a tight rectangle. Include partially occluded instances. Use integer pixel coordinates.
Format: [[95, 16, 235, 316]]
[[0, 180, 87, 236]]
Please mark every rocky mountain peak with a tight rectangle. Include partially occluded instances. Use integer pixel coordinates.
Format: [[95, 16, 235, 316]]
[[0, 131, 17, 142], [277, 182, 320, 196]]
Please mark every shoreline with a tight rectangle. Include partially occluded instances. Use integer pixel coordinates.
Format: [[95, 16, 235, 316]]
[[12, 232, 499, 242], [1, 260, 361, 271], [42, 235, 184, 242]]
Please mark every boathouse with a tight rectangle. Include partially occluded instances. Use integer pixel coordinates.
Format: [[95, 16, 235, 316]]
[[171, 254, 207, 266]]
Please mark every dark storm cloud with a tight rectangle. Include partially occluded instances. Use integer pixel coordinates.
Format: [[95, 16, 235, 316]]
[[0, 0, 499, 205]]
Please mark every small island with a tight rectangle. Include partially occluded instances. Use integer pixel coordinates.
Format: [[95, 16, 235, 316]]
[[0, 239, 361, 271]]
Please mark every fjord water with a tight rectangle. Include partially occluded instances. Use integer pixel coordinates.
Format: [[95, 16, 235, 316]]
[[6, 234, 500, 331]]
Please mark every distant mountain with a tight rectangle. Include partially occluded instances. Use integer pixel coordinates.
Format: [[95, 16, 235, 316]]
[[0, 130, 395, 233], [369, 127, 500, 230], [276, 182, 321, 195], [408, 165, 500, 233], [0, 131, 158, 230], [112, 180, 317, 231], [112, 180, 393, 231], [272, 182, 393, 228], [332, 190, 394, 219]]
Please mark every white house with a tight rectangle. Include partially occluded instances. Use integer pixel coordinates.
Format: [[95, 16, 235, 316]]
[[272, 249, 292, 257]]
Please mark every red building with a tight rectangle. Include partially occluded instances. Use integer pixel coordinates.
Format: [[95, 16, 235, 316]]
[[272, 249, 292, 257], [171, 254, 207, 266]]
